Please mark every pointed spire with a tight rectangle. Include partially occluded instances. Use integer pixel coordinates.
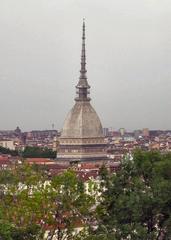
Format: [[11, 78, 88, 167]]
[[80, 18, 87, 79], [75, 19, 91, 102]]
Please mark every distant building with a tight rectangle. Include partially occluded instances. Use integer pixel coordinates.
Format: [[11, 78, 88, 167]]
[[134, 130, 142, 139], [119, 128, 125, 137], [57, 21, 107, 163], [14, 126, 22, 136], [142, 128, 149, 137], [0, 140, 15, 150], [103, 128, 109, 137], [31, 130, 58, 139]]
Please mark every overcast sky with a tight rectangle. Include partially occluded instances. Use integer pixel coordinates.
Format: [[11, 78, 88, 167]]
[[0, 0, 170, 131]]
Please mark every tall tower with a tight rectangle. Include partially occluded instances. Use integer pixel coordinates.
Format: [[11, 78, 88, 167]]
[[57, 20, 107, 163]]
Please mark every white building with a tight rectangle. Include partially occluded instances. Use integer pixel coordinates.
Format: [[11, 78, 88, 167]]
[[0, 140, 15, 150]]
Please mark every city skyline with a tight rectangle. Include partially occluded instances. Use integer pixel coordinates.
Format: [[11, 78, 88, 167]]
[[0, 0, 170, 131]]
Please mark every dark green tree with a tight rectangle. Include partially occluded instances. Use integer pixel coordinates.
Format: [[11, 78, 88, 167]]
[[22, 146, 56, 158], [94, 150, 171, 240], [0, 146, 18, 156]]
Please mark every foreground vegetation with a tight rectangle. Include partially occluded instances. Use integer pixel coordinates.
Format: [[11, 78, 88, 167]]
[[91, 151, 171, 239], [0, 150, 171, 239]]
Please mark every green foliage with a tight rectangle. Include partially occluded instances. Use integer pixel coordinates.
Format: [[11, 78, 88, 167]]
[[0, 164, 95, 240], [99, 164, 109, 182], [95, 150, 171, 240], [0, 146, 18, 156], [99, 164, 110, 189], [22, 146, 56, 158], [0, 219, 41, 240], [1, 150, 170, 239], [46, 170, 95, 240], [12, 225, 42, 240], [0, 219, 13, 240]]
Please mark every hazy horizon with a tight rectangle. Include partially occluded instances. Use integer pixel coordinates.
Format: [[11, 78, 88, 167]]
[[0, 0, 170, 131]]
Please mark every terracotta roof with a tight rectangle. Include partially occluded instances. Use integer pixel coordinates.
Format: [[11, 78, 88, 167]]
[[26, 158, 56, 165], [80, 163, 99, 170], [0, 156, 9, 161]]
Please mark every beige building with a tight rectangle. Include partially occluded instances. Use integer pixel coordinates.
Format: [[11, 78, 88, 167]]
[[57, 21, 107, 163], [0, 140, 15, 150], [142, 128, 150, 137]]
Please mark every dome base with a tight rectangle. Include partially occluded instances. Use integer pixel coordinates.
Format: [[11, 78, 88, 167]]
[[57, 136, 108, 163]]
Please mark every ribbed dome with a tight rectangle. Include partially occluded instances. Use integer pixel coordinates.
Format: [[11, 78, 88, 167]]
[[61, 102, 103, 138]]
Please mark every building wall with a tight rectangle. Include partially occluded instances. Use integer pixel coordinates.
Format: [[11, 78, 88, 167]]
[[0, 140, 15, 150]]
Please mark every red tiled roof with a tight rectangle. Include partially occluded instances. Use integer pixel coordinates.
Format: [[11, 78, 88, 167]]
[[26, 158, 57, 165], [80, 164, 99, 170], [0, 156, 9, 161], [26, 158, 51, 162]]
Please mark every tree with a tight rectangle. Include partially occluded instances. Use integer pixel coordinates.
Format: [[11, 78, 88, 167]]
[[94, 150, 171, 240], [0, 164, 46, 240], [0, 146, 18, 156], [0, 214, 13, 240], [0, 164, 95, 240], [22, 146, 56, 158]]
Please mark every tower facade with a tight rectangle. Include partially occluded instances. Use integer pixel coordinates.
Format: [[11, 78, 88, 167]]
[[57, 21, 107, 163]]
